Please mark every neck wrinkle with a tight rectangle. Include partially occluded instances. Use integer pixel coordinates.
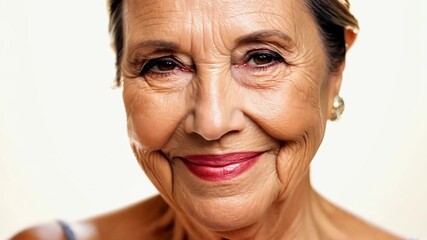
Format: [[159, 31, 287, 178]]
[[265, 174, 349, 240], [262, 173, 314, 240], [267, 175, 349, 240], [308, 190, 350, 240], [172, 209, 219, 240]]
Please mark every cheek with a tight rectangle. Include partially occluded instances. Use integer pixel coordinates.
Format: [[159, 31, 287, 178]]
[[244, 78, 325, 143], [123, 82, 187, 150], [241, 75, 328, 195]]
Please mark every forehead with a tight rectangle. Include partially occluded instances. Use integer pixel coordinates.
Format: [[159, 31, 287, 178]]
[[124, 0, 302, 20], [123, 0, 317, 53]]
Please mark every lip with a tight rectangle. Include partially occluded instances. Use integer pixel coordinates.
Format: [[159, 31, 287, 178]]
[[181, 152, 263, 181]]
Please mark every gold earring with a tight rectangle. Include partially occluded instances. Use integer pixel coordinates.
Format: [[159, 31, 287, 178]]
[[330, 96, 345, 121]]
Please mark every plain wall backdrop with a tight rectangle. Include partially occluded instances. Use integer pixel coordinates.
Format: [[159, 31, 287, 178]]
[[1, 0, 426, 239]]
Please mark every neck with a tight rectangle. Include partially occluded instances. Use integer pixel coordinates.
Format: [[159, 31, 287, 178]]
[[173, 173, 346, 240]]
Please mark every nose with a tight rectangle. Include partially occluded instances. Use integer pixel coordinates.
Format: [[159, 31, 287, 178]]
[[184, 72, 245, 141]]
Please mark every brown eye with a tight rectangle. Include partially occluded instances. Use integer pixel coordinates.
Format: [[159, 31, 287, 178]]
[[156, 60, 177, 71], [252, 53, 274, 65], [140, 57, 180, 76], [247, 51, 284, 68]]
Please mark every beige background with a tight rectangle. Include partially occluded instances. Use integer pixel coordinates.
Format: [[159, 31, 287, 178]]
[[1, 0, 426, 239]]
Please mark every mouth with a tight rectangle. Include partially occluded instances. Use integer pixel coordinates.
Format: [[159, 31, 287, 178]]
[[181, 152, 264, 181]]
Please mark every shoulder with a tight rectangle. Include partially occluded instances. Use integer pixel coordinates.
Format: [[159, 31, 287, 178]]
[[90, 195, 174, 239], [10, 222, 66, 240], [338, 210, 403, 239], [12, 195, 173, 240], [318, 196, 404, 240], [315, 192, 404, 240], [11, 221, 96, 240]]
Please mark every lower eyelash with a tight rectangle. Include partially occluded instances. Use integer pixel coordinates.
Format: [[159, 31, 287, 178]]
[[144, 67, 193, 80], [144, 70, 175, 79], [251, 61, 281, 72]]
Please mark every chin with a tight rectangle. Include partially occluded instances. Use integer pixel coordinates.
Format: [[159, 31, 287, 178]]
[[174, 171, 280, 233], [184, 193, 274, 232], [170, 150, 281, 231]]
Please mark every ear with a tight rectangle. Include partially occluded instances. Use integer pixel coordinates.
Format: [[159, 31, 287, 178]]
[[334, 27, 357, 93], [344, 27, 357, 50], [327, 28, 357, 118]]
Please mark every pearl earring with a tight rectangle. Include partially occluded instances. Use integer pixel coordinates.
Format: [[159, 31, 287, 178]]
[[330, 96, 345, 121]]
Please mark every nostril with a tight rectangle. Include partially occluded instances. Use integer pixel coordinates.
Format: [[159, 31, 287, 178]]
[[184, 109, 246, 141], [193, 122, 229, 141]]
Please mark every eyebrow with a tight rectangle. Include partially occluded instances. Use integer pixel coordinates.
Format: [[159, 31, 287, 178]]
[[127, 40, 180, 57], [127, 30, 294, 57], [235, 30, 294, 48]]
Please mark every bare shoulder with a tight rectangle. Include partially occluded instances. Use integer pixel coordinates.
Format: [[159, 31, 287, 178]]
[[347, 219, 404, 240], [89, 194, 174, 239], [318, 195, 404, 240], [11, 222, 66, 240], [10, 220, 97, 240], [10, 195, 173, 240]]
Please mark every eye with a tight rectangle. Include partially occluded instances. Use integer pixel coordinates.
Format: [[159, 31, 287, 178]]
[[152, 59, 177, 72], [136, 56, 194, 89], [252, 53, 274, 65], [140, 57, 181, 76], [231, 49, 288, 86], [247, 51, 284, 68]]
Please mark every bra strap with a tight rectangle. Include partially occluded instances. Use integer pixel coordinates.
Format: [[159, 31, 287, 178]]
[[57, 220, 76, 240]]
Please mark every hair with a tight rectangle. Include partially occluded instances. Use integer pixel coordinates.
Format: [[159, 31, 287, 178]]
[[107, 0, 359, 86]]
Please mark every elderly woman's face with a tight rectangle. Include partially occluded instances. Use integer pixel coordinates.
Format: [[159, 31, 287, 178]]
[[122, 0, 341, 231]]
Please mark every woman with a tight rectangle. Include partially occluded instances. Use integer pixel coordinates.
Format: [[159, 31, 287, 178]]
[[12, 0, 404, 239]]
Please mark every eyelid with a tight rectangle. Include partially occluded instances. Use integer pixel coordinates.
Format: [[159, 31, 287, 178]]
[[233, 38, 288, 55], [140, 56, 186, 75], [234, 49, 285, 67], [143, 56, 173, 67], [249, 50, 281, 60]]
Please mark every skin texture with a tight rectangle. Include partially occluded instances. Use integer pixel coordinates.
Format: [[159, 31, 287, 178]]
[[11, 0, 403, 239], [122, 0, 341, 237]]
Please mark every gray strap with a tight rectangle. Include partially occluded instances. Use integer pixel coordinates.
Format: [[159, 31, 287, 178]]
[[58, 220, 76, 240]]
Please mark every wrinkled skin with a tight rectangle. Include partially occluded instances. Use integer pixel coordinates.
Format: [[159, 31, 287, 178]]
[[10, 0, 406, 239], [122, 0, 340, 238]]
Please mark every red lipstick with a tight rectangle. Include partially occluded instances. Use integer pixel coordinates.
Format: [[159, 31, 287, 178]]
[[182, 152, 263, 181]]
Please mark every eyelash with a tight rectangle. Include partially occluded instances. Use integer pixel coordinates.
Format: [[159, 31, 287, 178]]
[[139, 56, 190, 78], [138, 50, 285, 78], [241, 50, 285, 72]]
